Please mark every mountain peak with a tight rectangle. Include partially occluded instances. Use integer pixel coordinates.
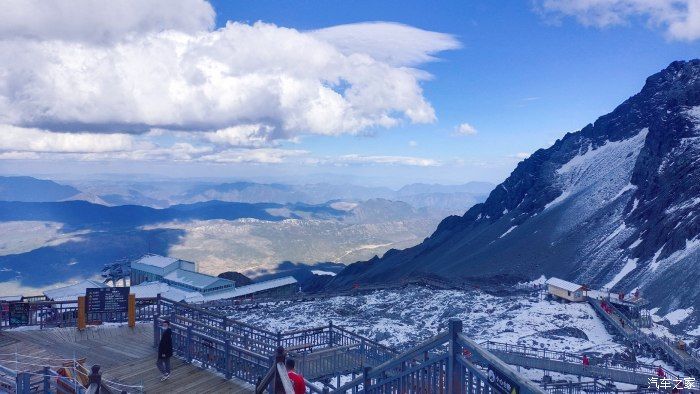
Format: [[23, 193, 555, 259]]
[[640, 59, 700, 101], [331, 60, 700, 323]]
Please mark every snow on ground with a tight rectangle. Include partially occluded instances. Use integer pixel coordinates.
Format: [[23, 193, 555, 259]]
[[689, 325, 700, 336], [665, 307, 695, 325], [229, 286, 622, 355], [311, 270, 336, 276]]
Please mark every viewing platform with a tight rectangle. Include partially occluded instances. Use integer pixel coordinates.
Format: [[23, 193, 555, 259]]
[[0, 324, 252, 393]]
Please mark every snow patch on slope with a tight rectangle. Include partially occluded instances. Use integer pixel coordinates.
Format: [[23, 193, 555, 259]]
[[544, 129, 648, 231], [665, 307, 694, 325], [499, 225, 517, 238], [602, 223, 627, 245], [604, 258, 638, 289], [610, 183, 637, 201]]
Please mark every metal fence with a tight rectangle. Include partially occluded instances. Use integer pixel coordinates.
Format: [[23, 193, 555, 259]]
[[335, 319, 545, 394], [0, 297, 158, 329]]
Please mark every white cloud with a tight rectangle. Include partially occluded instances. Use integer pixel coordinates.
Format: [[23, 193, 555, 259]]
[[0, 125, 134, 153], [537, 0, 700, 41], [408, 140, 418, 147], [454, 123, 478, 136], [198, 148, 309, 164], [311, 22, 460, 66], [203, 124, 276, 148], [334, 154, 441, 167], [0, 2, 458, 151], [0, 0, 215, 43]]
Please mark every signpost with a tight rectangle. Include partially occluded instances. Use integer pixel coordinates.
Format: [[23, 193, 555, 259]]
[[487, 365, 520, 394], [85, 287, 130, 324], [85, 287, 130, 314], [9, 302, 29, 326]]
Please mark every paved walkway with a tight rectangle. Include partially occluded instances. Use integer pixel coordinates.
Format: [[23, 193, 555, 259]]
[[0, 323, 253, 393]]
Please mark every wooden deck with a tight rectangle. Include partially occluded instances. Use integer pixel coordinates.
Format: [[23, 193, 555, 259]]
[[0, 323, 253, 393]]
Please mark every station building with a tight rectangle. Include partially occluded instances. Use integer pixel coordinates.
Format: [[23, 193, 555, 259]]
[[129, 254, 299, 303], [545, 277, 587, 302], [130, 254, 236, 295]]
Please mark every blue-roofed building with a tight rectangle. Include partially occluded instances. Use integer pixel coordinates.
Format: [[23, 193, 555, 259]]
[[130, 254, 195, 285], [129, 254, 300, 301], [162, 269, 236, 294], [130, 254, 235, 294]]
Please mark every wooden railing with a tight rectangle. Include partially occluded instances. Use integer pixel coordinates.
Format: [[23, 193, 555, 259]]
[[255, 347, 297, 394], [0, 356, 143, 394], [158, 296, 397, 368], [482, 340, 678, 380], [153, 299, 545, 393], [588, 296, 700, 376], [335, 319, 545, 394], [0, 297, 158, 329]]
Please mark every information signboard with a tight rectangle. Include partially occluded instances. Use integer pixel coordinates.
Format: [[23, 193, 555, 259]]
[[85, 287, 130, 313], [487, 365, 520, 394], [9, 302, 29, 326]]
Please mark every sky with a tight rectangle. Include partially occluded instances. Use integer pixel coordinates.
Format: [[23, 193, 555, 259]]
[[0, 0, 699, 187]]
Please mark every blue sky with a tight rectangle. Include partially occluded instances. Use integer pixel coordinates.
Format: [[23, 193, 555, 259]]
[[0, 0, 699, 186]]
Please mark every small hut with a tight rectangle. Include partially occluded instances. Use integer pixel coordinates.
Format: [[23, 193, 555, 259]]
[[546, 277, 586, 302]]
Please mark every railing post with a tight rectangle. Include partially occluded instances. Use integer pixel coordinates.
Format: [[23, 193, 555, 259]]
[[186, 325, 193, 363], [447, 318, 463, 394], [276, 331, 282, 348], [153, 314, 159, 348], [156, 293, 162, 316], [17, 371, 30, 394], [361, 339, 366, 364], [273, 346, 286, 394], [363, 366, 372, 391], [43, 366, 50, 392], [224, 339, 232, 379], [329, 320, 334, 348], [88, 364, 102, 393]]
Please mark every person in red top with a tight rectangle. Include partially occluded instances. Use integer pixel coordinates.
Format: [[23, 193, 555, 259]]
[[286, 359, 306, 394], [656, 366, 665, 378], [582, 354, 590, 366]]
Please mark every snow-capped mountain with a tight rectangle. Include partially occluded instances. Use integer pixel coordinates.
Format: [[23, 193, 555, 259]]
[[331, 60, 700, 324]]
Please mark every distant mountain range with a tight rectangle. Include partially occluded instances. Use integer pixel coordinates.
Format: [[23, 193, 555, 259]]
[[331, 60, 700, 325], [59, 178, 493, 214], [0, 200, 345, 229], [0, 176, 81, 202], [0, 191, 482, 290], [0, 176, 493, 217]]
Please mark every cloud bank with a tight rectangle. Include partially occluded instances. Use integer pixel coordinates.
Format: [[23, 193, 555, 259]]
[[0, 0, 458, 166], [537, 0, 700, 41]]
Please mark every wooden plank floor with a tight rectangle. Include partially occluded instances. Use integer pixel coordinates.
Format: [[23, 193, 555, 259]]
[[0, 324, 253, 393]]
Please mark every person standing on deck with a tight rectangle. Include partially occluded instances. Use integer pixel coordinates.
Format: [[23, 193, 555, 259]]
[[286, 359, 306, 394], [157, 320, 173, 381]]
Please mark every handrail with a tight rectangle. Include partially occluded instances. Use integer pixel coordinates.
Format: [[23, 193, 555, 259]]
[[364, 331, 449, 378], [458, 333, 545, 394], [588, 296, 700, 376], [255, 347, 294, 394], [304, 378, 327, 393], [482, 340, 680, 380], [157, 315, 270, 362], [161, 297, 277, 336], [331, 325, 397, 354]]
